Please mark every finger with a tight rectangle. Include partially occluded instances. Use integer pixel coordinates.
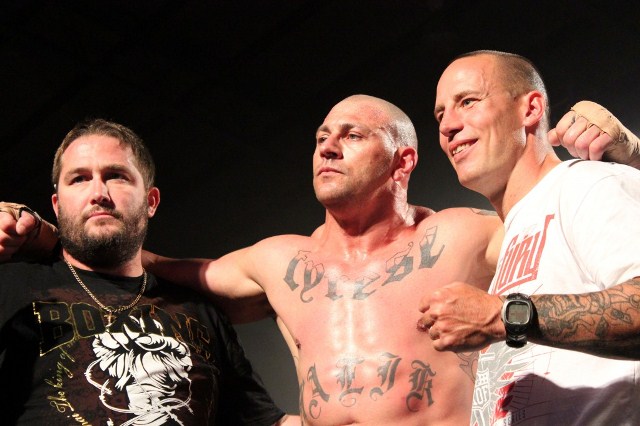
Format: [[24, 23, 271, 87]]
[[556, 110, 578, 135], [416, 317, 429, 332], [428, 327, 439, 340], [0, 231, 25, 258], [549, 111, 577, 147], [416, 319, 428, 332], [588, 132, 613, 161], [418, 298, 430, 313], [562, 117, 591, 158], [416, 316, 433, 332], [0, 211, 19, 237], [15, 212, 39, 236], [573, 125, 607, 160]]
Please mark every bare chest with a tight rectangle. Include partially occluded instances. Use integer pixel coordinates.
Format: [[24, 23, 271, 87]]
[[262, 225, 482, 424]]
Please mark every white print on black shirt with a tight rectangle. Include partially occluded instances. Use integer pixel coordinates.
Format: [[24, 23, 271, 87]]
[[86, 315, 193, 426]]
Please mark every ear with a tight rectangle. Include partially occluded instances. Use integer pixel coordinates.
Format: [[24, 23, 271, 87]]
[[393, 146, 418, 182], [522, 91, 545, 128], [51, 193, 59, 218], [146, 187, 160, 218]]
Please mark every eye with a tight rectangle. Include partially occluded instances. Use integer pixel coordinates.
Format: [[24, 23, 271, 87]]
[[70, 175, 88, 184], [461, 98, 477, 107], [106, 171, 129, 181], [317, 135, 328, 144], [346, 132, 362, 141]]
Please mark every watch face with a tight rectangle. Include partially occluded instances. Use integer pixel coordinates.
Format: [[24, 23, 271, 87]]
[[507, 302, 530, 324]]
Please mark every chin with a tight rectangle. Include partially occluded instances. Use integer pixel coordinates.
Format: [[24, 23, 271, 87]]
[[85, 224, 122, 238], [455, 169, 482, 192]]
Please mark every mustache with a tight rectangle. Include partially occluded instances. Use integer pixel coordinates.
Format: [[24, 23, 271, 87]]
[[83, 207, 123, 221]]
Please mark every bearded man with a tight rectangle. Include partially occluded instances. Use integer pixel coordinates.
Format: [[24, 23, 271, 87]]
[[0, 119, 297, 426]]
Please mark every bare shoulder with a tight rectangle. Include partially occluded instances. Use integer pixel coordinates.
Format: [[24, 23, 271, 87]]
[[416, 206, 503, 269], [408, 205, 501, 239], [248, 233, 317, 259], [417, 206, 500, 229]]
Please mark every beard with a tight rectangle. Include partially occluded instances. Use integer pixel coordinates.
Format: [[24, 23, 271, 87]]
[[58, 201, 149, 269]]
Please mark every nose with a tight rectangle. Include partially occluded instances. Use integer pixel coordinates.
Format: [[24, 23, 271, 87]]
[[318, 134, 343, 160], [90, 178, 111, 205], [438, 108, 463, 140]]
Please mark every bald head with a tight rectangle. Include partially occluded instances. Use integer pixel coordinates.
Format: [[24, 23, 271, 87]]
[[333, 95, 418, 150]]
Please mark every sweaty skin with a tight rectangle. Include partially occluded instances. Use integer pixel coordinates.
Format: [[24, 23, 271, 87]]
[[146, 96, 503, 425], [241, 208, 499, 425], [0, 95, 627, 425]]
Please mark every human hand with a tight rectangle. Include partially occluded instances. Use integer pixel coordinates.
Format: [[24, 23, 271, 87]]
[[0, 202, 58, 261], [417, 281, 504, 352], [549, 101, 640, 168]]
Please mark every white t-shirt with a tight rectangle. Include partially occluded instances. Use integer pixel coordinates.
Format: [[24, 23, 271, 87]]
[[471, 160, 640, 426]]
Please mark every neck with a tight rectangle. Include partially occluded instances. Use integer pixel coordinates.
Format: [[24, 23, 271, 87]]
[[62, 250, 145, 277], [319, 198, 416, 257], [489, 141, 561, 220]]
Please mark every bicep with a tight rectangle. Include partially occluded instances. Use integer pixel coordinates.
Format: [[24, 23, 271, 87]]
[[205, 247, 266, 299], [204, 247, 274, 323]]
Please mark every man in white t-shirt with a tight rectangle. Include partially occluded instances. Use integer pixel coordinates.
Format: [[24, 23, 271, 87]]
[[422, 50, 640, 425]]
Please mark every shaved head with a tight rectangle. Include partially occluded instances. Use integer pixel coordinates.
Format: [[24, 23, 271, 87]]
[[337, 95, 418, 150]]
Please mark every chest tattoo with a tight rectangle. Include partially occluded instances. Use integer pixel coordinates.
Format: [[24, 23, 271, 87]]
[[283, 226, 445, 303], [300, 352, 437, 421]]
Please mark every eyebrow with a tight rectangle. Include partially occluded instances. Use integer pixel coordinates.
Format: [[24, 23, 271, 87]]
[[316, 122, 368, 136], [63, 164, 132, 177], [434, 90, 478, 117]]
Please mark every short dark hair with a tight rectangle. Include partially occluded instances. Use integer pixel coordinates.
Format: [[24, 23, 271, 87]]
[[456, 50, 550, 130], [52, 119, 156, 190]]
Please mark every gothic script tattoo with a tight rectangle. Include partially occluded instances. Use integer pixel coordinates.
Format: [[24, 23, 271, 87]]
[[301, 352, 437, 419], [283, 227, 445, 303]]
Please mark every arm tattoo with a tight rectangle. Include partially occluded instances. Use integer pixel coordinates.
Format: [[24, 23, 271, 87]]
[[533, 278, 640, 358]]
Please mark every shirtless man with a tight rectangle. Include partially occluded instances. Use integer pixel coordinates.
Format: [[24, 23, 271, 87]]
[[1, 94, 619, 425], [138, 95, 502, 425]]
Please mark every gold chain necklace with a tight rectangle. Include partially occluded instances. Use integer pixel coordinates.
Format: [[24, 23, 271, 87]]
[[64, 259, 147, 329]]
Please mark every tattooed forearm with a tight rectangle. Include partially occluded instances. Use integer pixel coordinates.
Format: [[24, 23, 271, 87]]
[[531, 278, 640, 359]]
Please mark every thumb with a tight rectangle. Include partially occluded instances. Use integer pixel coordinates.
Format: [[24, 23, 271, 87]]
[[548, 128, 560, 146]]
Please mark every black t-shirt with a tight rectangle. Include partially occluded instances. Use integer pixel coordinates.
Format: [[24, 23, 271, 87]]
[[0, 260, 285, 425]]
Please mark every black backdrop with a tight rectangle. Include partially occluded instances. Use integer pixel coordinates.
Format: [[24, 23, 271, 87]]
[[1, 0, 638, 411]]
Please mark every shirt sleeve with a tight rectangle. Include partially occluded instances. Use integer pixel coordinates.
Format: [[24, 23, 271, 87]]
[[562, 163, 640, 288], [211, 309, 287, 426]]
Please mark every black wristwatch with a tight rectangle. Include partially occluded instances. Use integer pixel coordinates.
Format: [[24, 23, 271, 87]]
[[501, 293, 534, 348]]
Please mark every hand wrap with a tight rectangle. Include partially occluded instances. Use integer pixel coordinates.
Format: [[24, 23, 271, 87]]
[[0, 201, 59, 259], [572, 101, 640, 167]]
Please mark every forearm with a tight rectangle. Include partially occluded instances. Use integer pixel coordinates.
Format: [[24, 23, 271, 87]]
[[142, 250, 211, 294], [142, 249, 275, 324], [529, 277, 640, 359]]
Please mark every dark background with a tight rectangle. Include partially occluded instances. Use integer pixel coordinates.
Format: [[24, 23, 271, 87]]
[[2, 0, 638, 412]]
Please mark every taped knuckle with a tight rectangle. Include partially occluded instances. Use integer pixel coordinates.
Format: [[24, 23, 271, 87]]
[[0, 202, 25, 221], [571, 101, 622, 141]]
